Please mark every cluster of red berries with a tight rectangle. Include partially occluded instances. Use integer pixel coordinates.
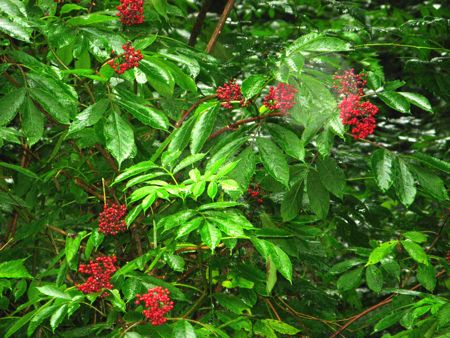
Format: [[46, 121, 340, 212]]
[[216, 80, 246, 109], [117, 0, 144, 26], [107, 43, 143, 75], [339, 94, 379, 139], [77, 256, 117, 295], [98, 203, 127, 235], [334, 69, 378, 139], [247, 185, 264, 204], [446, 250, 450, 263], [135, 287, 174, 326], [263, 82, 298, 113], [333, 69, 367, 96]]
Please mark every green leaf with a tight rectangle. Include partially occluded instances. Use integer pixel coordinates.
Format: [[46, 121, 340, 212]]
[[176, 218, 202, 239], [307, 169, 329, 219], [393, 159, 416, 207], [108, 289, 126, 312], [256, 137, 290, 187], [366, 241, 397, 266], [0, 161, 39, 179], [116, 98, 169, 131], [411, 165, 448, 201], [242, 75, 267, 99], [337, 267, 363, 291], [378, 91, 410, 113], [0, 88, 26, 126], [60, 4, 87, 15], [140, 58, 175, 97], [190, 102, 218, 153], [281, 180, 303, 222], [214, 293, 250, 314], [30, 88, 71, 124], [28, 304, 59, 336], [173, 153, 205, 174], [160, 209, 196, 231], [228, 146, 256, 193], [163, 60, 197, 93], [85, 229, 104, 259], [329, 259, 365, 275], [66, 13, 116, 26], [317, 157, 345, 198], [373, 311, 405, 332], [113, 160, 157, 185], [5, 310, 35, 338], [366, 265, 383, 293], [50, 304, 68, 332], [261, 319, 300, 335], [0, 17, 31, 42], [200, 222, 222, 251], [104, 111, 136, 168], [209, 215, 244, 237], [22, 98, 44, 146], [68, 99, 109, 135], [270, 244, 293, 283], [173, 320, 196, 338], [416, 264, 436, 292], [412, 153, 450, 175], [254, 320, 277, 338], [288, 33, 352, 54], [403, 231, 427, 243], [207, 181, 218, 200], [168, 117, 195, 154], [266, 256, 277, 295], [151, 0, 168, 18], [399, 92, 433, 113], [198, 202, 242, 211], [14, 279, 27, 301], [371, 149, 394, 192], [65, 231, 86, 270], [0, 259, 32, 279], [36, 285, 71, 300], [266, 124, 304, 161], [164, 253, 185, 272], [401, 240, 428, 265]]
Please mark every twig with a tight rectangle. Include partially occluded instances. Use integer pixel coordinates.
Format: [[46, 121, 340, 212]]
[[46, 225, 69, 237], [95, 144, 119, 173], [205, 0, 236, 53], [175, 95, 217, 128], [208, 112, 287, 139], [263, 298, 281, 321], [188, 0, 212, 47], [330, 269, 447, 338]]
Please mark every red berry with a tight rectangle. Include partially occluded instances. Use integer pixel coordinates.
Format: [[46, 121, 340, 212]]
[[216, 80, 246, 109], [333, 69, 367, 97], [338, 94, 378, 139], [117, 0, 144, 26], [98, 203, 127, 235], [135, 287, 174, 326], [77, 256, 117, 294], [263, 83, 298, 113], [108, 43, 143, 75]]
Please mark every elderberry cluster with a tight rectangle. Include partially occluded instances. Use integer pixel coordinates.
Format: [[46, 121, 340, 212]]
[[263, 82, 298, 113], [334, 69, 379, 139], [77, 256, 117, 295], [117, 0, 144, 26], [108, 43, 143, 75], [135, 287, 174, 326], [98, 203, 127, 235], [216, 80, 246, 109], [247, 185, 264, 204]]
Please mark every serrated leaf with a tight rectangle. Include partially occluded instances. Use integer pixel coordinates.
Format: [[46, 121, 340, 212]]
[[104, 111, 136, 168], [401, 240, 428, 265], [65, 231, 86, 270], [116, 98, 169, 131], [50, 304, 68, 332], [22, 98, 44, 146], [27, 304, 59, 336], [378, 91, 410, 113], [164, 253, 185, 272], [190, 102, 218, 153], [411, 165, 448, 201], [266, 256, 277, 295], [242, 75, 267, 99], [288, 33, 352, 54], [393, 159, 416, 207], [37, 285, 71, 300], [66, 13, 116, 26], [337, 267, 363, 291], [173, 320, 196, 338], [399, 92, 433, 113], [173, 153, 205, 174], [214, 293, 250, 314], [307, 169, 329, 219], [270, 244, 293, 283], [266, 123, 304, 161], [30, 88, 71, 124], [68, 99, 109, 135], [403, 231, 427, 243], [261, 319, 300, 335], [373, 311, 405, 332], [412, 153, 450, 175], [366, 241, 397, 266], [256, 137, 290, 187], [0, 88, 26, 126], [0, 161, 39, 179], [0, 259, 32, 279], [317, 157, 345, 198], [160, 209, 196, 232], [281, 180, 303, 222], [0, 17, 31, 42], [200, 222, 221, 251], [4, 310, 35, 338], [417, 264, 436, 292], [109, 289, 126, 312], [366, 265, 383, 293], [330, 259, 365, 275], [176, 217, 202, 239], [140, 58, 174, 97], [371, 149, 394, 192]]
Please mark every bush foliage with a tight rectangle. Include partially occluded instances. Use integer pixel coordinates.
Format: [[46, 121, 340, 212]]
[[0, 0, 449, 337]]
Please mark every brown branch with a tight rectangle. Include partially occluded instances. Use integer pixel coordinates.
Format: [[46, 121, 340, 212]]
[[208, 112, 287, 139], [95, 144, 119, 173], [205, 0, 236, 54], [330, 269, 447, 338], [188, 0, 212, 47], [264, 298, 281, 321], [175, 95, 217, 128], [46, 225, 69, 237]]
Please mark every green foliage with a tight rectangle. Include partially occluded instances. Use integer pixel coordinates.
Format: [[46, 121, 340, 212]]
[[0, 1, 448, 337]]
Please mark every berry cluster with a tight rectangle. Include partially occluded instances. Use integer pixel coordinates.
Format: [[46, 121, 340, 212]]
[[339, 94, 378, 139], [263, 82, 298, 113], [333, 69, 366, 96], [216, 80, 245, 109], [247, 185, 263, 204], [107, 43, 143, 75], [98, 203, 127, 235], [334, 69, 378, 139], [117, 0, 144, 26], [77, 256, 117, 295], [135, 287, 174, 326]]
